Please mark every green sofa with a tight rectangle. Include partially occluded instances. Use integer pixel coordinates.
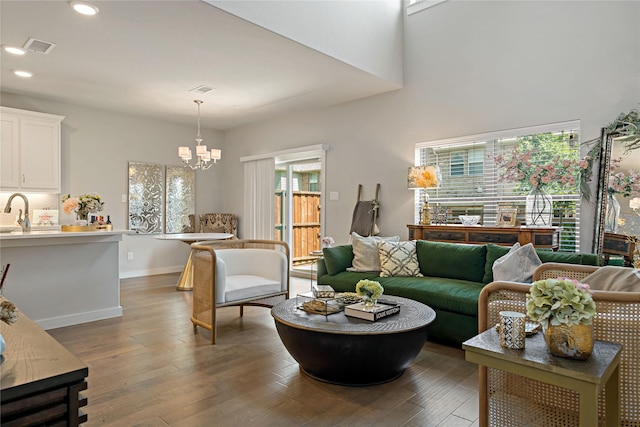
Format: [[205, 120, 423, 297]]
[[317, 240, 599, 346]]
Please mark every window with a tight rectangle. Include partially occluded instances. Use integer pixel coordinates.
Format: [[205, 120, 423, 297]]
[[414, 121, 581, 251], [450, 152, 464, 176], [407, 0, 447, 15]]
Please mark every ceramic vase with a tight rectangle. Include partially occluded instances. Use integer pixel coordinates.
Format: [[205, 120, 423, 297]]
[[544, 323, 593, 360], [525, 187, 553, 227]]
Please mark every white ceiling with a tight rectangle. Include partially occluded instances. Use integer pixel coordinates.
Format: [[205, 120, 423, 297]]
[[0, 1, 399, 130]]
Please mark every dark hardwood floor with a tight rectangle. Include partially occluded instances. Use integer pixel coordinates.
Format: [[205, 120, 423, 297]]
[[48, 273, 479, 426]]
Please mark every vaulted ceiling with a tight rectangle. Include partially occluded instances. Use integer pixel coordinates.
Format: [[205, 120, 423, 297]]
[[1, 1, 399, 130]]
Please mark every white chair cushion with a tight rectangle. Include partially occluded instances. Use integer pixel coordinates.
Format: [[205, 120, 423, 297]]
[[224, 275, 281, 302]]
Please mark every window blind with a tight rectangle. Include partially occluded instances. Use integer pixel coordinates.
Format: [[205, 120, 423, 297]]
[[414, 121, 582, 251]]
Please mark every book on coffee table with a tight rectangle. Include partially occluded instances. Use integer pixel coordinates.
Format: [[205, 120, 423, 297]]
[[344, 301, 400, 321]]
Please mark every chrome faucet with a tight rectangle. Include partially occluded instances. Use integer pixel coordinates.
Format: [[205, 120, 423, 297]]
[[3, 193, 30, 232]]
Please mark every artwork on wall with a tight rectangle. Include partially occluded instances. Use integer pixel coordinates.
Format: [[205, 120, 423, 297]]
[[128, 162, 164, 234], [165, 166, 195, 233]]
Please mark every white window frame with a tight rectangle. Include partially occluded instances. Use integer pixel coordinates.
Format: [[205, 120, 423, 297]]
[[414, 120, 582, 250]]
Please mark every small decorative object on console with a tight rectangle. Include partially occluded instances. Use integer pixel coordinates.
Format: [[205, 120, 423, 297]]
[[459, 215, 481, 226], [345, 301, 400, 321], [433, 204, 448, 225]]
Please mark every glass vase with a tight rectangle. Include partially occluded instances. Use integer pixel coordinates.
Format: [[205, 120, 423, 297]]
[[361, 295, 377, 309], [604, 192, 621, 233], [525, 187, 553, 227]]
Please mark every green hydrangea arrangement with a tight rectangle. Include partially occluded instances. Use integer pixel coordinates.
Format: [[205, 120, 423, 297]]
[[355, 279, 384, 300], [526, 278, 596, 329]]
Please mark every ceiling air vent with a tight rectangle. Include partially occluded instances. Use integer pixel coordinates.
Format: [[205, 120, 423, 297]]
[[23, 37, 56, 54], [189, 85, 214, 95]]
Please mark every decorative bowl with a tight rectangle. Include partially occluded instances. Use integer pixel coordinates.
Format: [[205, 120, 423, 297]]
[[459, 215, 481, 226]]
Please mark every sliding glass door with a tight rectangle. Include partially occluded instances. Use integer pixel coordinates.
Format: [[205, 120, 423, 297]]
[[275, 158, 323, 274]]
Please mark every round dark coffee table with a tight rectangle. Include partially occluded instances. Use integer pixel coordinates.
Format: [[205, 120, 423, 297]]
[[271, 295, 436, 386]]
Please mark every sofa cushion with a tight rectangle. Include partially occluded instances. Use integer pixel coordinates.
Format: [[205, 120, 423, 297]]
[[417, 240, 487, 283], [322, 245, 354, 276], [376, 276, 483, 316], [347, 232, 399, 272], [492, 243, 542, 283], [377, 240, 423, 277], [317, 271, 380, 292]]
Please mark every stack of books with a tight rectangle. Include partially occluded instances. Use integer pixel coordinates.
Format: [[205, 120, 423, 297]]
[[344, 300, 400, 321]]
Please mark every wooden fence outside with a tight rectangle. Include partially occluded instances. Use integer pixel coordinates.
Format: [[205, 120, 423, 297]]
[[275, 191, 321, 263]]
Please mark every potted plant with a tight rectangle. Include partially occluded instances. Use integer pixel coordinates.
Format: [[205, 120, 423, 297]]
[[526, 277, 596, 360]]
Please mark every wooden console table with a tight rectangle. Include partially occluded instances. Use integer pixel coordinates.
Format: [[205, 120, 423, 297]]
[[407, 224, 561, 250], [1, 299, 88, 426]]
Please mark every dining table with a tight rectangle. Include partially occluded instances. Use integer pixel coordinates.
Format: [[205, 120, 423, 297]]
[[154, 232, 234, 290]]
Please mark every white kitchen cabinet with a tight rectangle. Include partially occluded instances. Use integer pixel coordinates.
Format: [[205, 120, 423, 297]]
[[0, 107, 64, 192]]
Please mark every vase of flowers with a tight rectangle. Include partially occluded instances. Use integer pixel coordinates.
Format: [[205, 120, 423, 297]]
[[355, 279, 384, 309], [525, 186, 553, 227], [321, 236, 335, 248], [62, 193, 104, 225], [606, 157, 640, 232], [495, 148, 587, 227], [526, 277, 596, 360]]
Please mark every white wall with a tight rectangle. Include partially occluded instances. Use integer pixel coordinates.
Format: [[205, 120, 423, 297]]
[[209, 0, 404, 86], [0, 92, 227, 277], [223, 1, 640, 251]]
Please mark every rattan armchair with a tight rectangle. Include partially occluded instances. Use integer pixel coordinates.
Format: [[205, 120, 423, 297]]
[[191, 239, 290, 344], [477, 263, 640, 426]]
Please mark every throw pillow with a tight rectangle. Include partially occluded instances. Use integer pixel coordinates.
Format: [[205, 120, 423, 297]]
[[492, 243, 542, 283], [347, 232, 400, 272], [582, 266, 640, 292], [322, 245, 354, 276], [377, 240, 423, 277]]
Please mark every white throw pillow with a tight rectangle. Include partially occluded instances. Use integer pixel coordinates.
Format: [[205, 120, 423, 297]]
[[347, 232, 400, 272], [492, 243, 542, 283], [377, 240, 423, 278]]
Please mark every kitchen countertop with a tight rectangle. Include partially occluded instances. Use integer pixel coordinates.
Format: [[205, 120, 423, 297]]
[[0, 229, 125, 240]]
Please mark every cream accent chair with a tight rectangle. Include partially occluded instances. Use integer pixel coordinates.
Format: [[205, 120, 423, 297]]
[[199, 213, 238, 237], [477, 263, 640, 426], [190, 239, 290, 344]]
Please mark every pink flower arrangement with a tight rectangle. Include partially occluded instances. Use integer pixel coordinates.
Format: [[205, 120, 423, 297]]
[[495, 147, 587, 190], [608, 157, 640, 197]]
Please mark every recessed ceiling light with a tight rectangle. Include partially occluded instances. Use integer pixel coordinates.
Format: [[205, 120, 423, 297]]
[[2, 45, 26, 55], [69, 1, 99, 16], [13, 70, 33, 78]]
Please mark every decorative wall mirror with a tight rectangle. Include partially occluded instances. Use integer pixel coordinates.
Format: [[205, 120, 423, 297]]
[[592, 110, 640, 258], [128, 162, 164, 234], [165, 166, 195, 233]]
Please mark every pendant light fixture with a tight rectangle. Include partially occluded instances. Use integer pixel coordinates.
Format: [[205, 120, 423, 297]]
[[178, 100, 221, 170]]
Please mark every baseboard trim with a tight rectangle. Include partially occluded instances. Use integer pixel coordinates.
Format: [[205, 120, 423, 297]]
[[37, 306, 123, 330]]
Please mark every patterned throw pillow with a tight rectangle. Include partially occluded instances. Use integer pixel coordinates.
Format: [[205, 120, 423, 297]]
[[377, 240, 423, 277], [347, 232, 400, 272]]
